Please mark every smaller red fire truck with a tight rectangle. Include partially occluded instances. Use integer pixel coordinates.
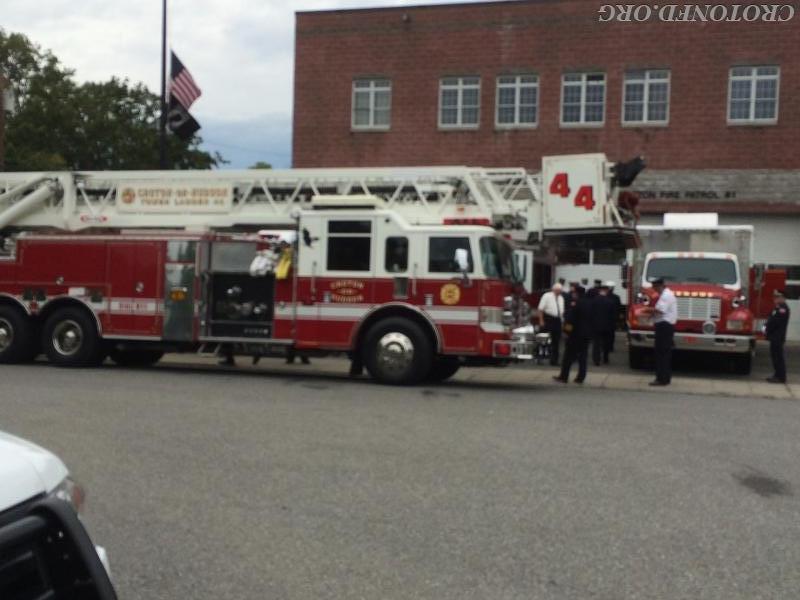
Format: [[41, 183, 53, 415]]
[[0, 155, 638, 384], [626, 213, 785, 374]]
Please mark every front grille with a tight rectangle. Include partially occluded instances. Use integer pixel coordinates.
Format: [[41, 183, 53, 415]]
[[676, 297, 721, 321], [0, 497, 116, 600]]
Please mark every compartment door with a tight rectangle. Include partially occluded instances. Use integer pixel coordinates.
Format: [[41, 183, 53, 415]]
[[106, 242, 163, 336]]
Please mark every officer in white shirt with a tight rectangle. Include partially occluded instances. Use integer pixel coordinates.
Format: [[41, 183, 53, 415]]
[[538, 282, 565, 366], [645, 277, 677, 386]]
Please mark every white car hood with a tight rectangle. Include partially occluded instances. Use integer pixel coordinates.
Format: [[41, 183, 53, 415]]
[[0, 431, 68, 512]]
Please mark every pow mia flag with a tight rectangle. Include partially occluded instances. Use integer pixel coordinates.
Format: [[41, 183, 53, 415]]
[[166, 51, 202, 141], [167, 97, 200, 141]]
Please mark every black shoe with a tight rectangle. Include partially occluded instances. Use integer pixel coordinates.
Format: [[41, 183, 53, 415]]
[[649, 380, 668, 386], [574, 378, 584, 384], [766, 376, 786, 384], [552, 376, 568, 383]]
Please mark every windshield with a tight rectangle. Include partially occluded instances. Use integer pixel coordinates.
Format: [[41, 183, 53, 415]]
[[480, 236, 518, 282], [645, 257, 738, 285]]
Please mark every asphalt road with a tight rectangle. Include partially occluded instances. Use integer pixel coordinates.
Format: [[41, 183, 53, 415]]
[[1, 361, 799, 600]]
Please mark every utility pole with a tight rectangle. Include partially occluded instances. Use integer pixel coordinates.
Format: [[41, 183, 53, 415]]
[[0, 75, 8, 171], [159, 0, 168, 169]]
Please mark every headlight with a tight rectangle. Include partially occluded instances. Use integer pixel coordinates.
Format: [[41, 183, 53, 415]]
[[636, 292, 650, 306], [503, 295, 513, 310], [502, 310, 514, 326], [50, 476, 86, 514], [726, 319, 745, 331]]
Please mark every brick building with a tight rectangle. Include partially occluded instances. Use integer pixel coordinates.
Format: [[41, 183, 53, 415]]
[[293, 0, 800, 336]]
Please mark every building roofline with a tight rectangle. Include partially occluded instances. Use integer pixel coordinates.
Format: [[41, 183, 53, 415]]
[[296, 0, 549, 17], [640, 200, 800, 215]]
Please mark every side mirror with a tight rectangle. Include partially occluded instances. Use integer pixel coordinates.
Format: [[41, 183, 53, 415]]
[[454, 248, 471, 286], [454, 248, 469, 273], [753, 263, 765, 290]]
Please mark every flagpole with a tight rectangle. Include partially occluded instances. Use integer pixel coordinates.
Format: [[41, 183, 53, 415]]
[[159, 0, 168, 169]]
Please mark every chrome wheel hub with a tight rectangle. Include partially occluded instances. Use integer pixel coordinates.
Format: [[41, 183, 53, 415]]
[[376, 332, 414, 374], [0, 318, 13, 352], [52, 320, 83, 357]]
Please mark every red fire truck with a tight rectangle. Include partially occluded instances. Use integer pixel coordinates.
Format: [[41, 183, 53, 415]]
[[626, 213, 785, 374], [0, 155, 638, 384]]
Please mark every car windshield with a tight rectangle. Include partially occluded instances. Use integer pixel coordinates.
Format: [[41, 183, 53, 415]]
[[480, 236, 519, 282], [645, 257, 738, 285]]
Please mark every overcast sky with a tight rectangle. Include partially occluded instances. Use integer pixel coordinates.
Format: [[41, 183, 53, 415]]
[[3, 0, 485, 168]]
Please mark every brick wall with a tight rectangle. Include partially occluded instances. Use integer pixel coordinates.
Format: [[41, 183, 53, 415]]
[[292, 0, 800, 171]]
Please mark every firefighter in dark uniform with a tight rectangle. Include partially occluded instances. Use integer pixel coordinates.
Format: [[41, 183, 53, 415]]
[[554, 285, 594, 384], [591, 284, 616, 365], [765, 289, 790, 384]]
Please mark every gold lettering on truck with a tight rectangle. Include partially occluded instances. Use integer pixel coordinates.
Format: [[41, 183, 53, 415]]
[[330, 280, 365, 303]]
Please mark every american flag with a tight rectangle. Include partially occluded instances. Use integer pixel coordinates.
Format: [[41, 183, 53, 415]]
[[169, 51, 201, 110]]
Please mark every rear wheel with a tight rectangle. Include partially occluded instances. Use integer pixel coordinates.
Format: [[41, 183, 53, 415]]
[[425, 358, 461, 382], [109, 347, 164, 367], [362, 317, 433, 385], [42, 308, 103, 367], [0, 305, 37, 364]]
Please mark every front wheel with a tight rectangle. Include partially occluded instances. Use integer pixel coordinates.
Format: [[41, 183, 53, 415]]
[[0, 306, 37, 363], [42, 308, 104, 367], [362, 317, 433, 385]]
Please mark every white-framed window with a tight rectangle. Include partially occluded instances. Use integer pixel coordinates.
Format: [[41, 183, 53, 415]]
[[496, 74, 538, 128], [561, 72, 605, 126], [439, 76, 480, 129], [351, 79, 391, 130], [728, 66, 779, 124], [326, 220, 372, 272], [623, 69, 670, 125]]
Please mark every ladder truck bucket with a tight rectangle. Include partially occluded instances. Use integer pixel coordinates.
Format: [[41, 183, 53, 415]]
[[534, 153, 641, 251]]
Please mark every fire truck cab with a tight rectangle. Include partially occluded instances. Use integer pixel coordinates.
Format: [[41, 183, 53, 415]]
[[626, 214, 785, 374]]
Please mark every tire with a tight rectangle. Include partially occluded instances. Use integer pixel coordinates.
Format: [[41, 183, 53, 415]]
[[732, 352, 752, 375], [108, 347, 164, 367], [628, 346, 646, 370], [362, 317, 433, 385], [0, 305, 37, 364], [42, 308, 104, 367], [425, 358, 461, 382]]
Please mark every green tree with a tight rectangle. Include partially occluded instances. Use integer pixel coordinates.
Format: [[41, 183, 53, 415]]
[[248, 161, 272, 169], [0, 29, 223, 171]]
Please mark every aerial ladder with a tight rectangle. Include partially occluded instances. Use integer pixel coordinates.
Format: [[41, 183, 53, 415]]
[[0, 153, 642, 250]]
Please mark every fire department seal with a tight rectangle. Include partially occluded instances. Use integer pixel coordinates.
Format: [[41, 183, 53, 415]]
[[330, 279, 365, 303], [440, 283, 461, 305], [121, 188, 136, 204]]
